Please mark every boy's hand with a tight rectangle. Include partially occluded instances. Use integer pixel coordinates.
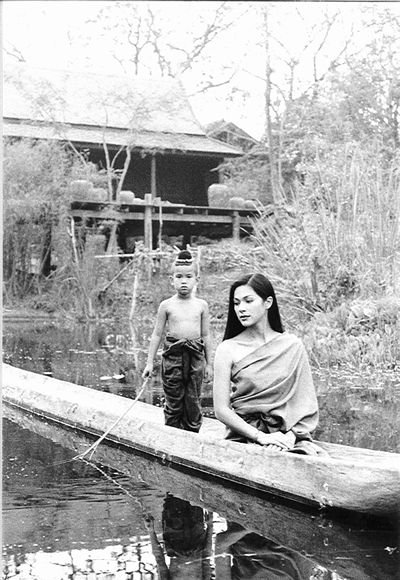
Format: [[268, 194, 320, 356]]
[[204, 364, 212, 382], [142, 364, 154, 379]]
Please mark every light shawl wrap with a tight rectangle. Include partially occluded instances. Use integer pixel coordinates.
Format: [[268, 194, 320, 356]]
[[227, 332, 318, 442]]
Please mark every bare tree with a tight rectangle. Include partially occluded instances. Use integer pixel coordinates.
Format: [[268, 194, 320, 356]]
[[3, 42, 26, 63], [246, 4, 357, 198], [263, 6, 281, 205], [77, 1, 247, 95]]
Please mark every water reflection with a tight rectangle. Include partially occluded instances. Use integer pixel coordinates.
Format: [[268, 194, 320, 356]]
[[214, 522, 334, 580], [2, 320, 167, 404], [146, 495, 212, 579], [3, 320, 400, 579], [3, 408, 399, 580]]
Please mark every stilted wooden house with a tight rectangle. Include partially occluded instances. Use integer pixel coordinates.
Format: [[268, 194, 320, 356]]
[[4, 66, 243, 200], [4, 66, 260, 249]]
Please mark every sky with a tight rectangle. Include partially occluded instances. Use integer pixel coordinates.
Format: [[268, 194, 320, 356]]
[[3, 1, 399, 139]]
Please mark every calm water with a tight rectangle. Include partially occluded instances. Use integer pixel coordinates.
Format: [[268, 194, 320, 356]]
[[2, 320, 400, 579]]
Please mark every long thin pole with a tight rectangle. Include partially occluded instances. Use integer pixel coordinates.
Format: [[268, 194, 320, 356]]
[[129, 271, 140, 320], [73, 376, 150, 461]]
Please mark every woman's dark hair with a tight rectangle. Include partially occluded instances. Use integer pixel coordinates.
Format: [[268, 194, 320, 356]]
[[223, 273, 283, 340]]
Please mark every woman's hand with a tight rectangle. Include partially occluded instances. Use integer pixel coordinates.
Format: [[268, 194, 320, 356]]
[[255, 430, 296, 451]]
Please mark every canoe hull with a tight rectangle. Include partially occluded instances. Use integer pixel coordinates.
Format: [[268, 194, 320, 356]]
[[3, 364, 400, 517], [4, 404, 397, 580]]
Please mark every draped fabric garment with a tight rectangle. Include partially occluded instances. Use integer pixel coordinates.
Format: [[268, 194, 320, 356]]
[[161, 335, 205, 432], [227, 333, 318, 442]]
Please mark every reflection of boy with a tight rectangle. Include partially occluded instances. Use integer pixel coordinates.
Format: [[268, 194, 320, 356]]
[[142, 250, 211, 432], [145, 495, 212, 580]]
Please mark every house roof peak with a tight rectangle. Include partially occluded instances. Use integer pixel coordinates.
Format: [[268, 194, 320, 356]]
[[4, 64, 203, 135], [3, 65, 243, 157]]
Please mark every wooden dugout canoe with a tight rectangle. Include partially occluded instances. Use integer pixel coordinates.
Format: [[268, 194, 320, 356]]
[[2, 363, 400, 518], [4, 405, 397, 580]]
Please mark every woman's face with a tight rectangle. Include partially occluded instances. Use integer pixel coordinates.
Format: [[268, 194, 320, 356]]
[[233, 284, 269, 327]]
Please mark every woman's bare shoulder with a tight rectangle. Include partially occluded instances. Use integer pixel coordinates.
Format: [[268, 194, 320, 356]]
[[215, 337, 239, 356]]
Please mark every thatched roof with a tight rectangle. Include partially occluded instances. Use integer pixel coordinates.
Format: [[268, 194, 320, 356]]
[[3, 66, 242, 157]]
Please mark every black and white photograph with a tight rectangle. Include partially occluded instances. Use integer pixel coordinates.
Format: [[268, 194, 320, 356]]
[[2, 1, 400, 578]]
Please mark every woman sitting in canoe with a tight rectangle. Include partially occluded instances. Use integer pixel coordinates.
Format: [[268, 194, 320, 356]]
[[213, 273, 325, 455]]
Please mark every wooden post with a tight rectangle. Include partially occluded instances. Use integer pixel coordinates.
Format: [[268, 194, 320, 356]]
[[232, 210, 240, 241], [40, 221, 52, 277], [151, 155, 157, 199], [144, 193, 153, 249]]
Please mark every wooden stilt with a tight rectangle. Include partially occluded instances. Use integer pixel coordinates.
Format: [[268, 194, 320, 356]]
[[144, 193, 153, 249], [232, 210, 240, 241]]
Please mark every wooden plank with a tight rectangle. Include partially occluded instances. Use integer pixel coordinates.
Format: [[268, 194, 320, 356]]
[[3, 364, 400, 517], [70, 209, 252, 226], [70, 199, 261, 215], [158, 214, 233, 224]]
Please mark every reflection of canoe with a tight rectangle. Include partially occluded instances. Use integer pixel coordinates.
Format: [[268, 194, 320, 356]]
[[4, 405, 397, 580], [3, 363, 400, 518]]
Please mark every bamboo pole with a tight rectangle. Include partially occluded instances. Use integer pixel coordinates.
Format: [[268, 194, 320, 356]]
[[144, 193, 153, 250], [68, 217, 79, 264], [129, 270, 140, 321], [95, 253, 137, 259], [196, 246, 202, 278], [99, 259, 133, 295]]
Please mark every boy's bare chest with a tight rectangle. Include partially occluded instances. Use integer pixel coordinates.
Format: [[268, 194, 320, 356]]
[[167, 301, 202, 321]]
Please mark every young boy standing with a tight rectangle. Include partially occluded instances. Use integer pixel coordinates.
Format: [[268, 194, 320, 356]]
[[142, 250, 212, 432]]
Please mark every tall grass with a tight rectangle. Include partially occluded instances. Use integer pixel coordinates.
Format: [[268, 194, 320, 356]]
[[251, 143, 400, 368], [253, 144, 399, 306]]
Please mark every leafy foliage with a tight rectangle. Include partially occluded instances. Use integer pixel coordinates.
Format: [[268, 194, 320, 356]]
[[3, 139, 76, 297]]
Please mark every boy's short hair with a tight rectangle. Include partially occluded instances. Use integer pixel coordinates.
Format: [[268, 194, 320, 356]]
[[174, 250, 193, 267]]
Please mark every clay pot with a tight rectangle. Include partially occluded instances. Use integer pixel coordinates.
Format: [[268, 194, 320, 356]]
[[69, 180, 94, 200], [244, 199, 258, 209], [229, 196, 246, 209], [119, 191, 135, 204], [207, 183, 231, 207], [91, 188, 108, 202]]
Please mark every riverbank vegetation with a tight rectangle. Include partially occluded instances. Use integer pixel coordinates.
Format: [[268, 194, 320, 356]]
[[3, 138, 399, 373]]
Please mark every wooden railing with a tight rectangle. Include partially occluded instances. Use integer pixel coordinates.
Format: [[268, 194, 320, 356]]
[[70, 193, 263, 246]]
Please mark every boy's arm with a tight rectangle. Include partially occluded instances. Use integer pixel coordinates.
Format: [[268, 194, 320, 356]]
[[201, 301, 212, 381], [142, 302, 168, 378]]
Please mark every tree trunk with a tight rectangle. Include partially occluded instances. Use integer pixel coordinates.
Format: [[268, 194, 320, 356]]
[[264, 7, 281, 205]]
